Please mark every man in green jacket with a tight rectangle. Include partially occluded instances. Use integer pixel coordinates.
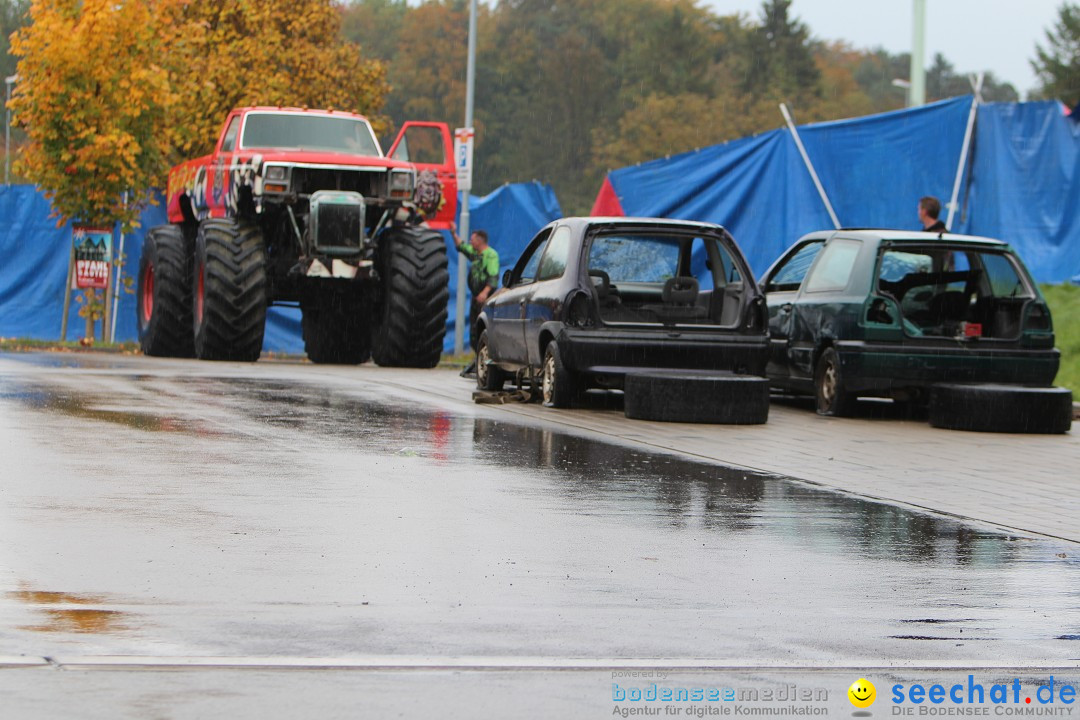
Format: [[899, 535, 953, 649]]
[[451, 222, 500, 353]]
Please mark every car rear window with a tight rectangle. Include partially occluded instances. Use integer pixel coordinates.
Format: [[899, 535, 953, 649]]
[[878, 247, 1031, 300], [587, 234, 681, 283]]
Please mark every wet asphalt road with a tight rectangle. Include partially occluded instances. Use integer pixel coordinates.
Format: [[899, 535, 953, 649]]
[[0, 352, 1078, 717]]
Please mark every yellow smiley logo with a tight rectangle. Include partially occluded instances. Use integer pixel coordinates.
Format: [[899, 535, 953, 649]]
[[848, 678, 876, 708]]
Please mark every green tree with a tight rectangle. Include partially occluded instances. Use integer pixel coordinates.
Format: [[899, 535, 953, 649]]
[[1, 0, 30, 80], [340, 0, 408, 63], [739, 0, 821, 101], [380, 0, 469, 134], [927, 53, 1018, 103], [1033, 1, 1080, 103]]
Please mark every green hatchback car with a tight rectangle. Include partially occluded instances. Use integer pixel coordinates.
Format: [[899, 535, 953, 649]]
[[760, 229, 1060, 415]]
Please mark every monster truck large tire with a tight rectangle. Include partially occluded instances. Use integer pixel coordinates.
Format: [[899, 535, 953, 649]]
[[192, 218, 267, 362], [302, 288, 372, 365], [624, 370, 770, 424], [928, 383, 1073, 434], [137, 224, 195, 358], [372, 226, 449, 368]]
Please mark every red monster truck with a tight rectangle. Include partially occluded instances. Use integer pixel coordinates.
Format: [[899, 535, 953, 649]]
[[136, 107, 457, 365]]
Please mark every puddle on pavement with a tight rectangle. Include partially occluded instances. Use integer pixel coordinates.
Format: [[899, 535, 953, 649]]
[[2, 371, 1062, 569], [3, 361, 1078, 652], [10, 589, 132, 635], [1, 381, 216, 434]]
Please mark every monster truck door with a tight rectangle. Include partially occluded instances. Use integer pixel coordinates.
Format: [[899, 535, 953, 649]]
[[388, 122, 458, 229]]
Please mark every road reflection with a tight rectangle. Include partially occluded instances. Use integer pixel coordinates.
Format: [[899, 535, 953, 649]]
[[469, 418, 1019, 568]]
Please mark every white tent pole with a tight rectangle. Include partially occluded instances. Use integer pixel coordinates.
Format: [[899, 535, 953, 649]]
[[779, 103, 841, 230], [945, 96, 978, 231]]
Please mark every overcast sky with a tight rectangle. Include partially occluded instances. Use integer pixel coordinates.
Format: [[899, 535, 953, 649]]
[[702, 0, 1063, 97]]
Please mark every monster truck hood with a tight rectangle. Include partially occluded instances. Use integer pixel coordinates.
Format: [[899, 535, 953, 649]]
[[238, 149, 413, 172]]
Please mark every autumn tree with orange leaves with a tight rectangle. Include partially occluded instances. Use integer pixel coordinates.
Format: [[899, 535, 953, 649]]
[[10, 0, 175, 229], [10, 0, 389, 230]]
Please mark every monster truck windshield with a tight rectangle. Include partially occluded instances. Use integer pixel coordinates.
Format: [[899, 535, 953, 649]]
[[240, 113, 381, 156]]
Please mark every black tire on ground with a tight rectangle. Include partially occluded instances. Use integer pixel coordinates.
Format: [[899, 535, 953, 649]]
[[137, 224, 195, 358], [624, 370, 770, 424], [929, 383, 1073, 434], [192, 218, 267, 362], [540, 341, 577, 408], [371, 226, 449, 368], [814, 347, 857, 417], [475, 330, 505, 391], [301, 289, 372, 365]]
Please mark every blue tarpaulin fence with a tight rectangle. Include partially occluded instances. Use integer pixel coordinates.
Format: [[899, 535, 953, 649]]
[[596, 97, 1080, 283], [0, 181, 561, 353]]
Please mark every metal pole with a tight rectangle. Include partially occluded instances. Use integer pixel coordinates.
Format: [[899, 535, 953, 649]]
[[779, 103, 841, 230], [454, 0, 477, 356], [910, 0, 926, 106], [110, 193, 127, 342], [60, 242, 74, 341], [945, 96, 978, 231], [4, 75, 16, 185]]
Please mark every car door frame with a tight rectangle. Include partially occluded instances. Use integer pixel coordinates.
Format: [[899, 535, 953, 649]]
[[487, 226, 553, 367], [761, 237, 826, 382], [523, 224, 575, 367], [787, 236, 867, 381]]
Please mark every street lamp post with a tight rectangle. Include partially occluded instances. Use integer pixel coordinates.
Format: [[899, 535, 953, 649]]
[[454, 0, 478, 356], [910, 0, 926, 106], [4, 74, 17, 185]]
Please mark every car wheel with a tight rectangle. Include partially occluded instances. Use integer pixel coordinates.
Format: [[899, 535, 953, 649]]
[[814, 347, 857, 417], [929, 383, 1073, 434], [541, 342, 575, 408], [475, 330, 505, 392], [623, 370, 769, 424]]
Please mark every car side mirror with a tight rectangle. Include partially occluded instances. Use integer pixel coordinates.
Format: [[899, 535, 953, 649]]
[[502, 269, 512, 288]]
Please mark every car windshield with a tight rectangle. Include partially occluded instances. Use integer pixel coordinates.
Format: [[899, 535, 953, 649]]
[[241, 113, 380, 155]]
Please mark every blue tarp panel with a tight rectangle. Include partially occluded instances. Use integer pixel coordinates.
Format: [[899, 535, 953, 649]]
[[603, 96, 1080, 282], [0, 181, 561, 353], [967, 101, 1080, 282], [0, 185, 156, 343]]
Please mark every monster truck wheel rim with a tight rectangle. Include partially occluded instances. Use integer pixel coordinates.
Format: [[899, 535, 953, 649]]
[[141, 261, 154, 323]]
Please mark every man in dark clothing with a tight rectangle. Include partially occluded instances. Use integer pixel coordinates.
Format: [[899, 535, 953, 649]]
[[451, 222, 500, 352], [918, 196, 947, 233]]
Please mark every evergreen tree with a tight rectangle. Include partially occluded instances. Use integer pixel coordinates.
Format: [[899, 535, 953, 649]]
[[1032, 1, 1080, 104], [740, 0, 821, 100], [1, 0, 30, 80]]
